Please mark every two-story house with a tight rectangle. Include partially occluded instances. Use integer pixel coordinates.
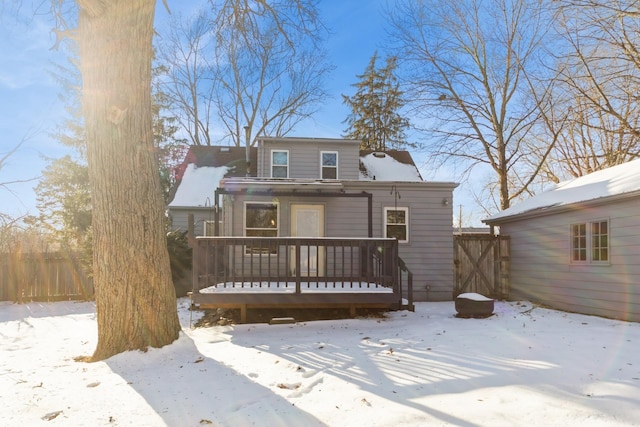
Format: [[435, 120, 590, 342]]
[[168, 137, 458, 320]]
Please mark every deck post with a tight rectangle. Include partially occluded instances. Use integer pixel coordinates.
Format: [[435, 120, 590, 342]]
[[295, 241, 301, 294], [391, 240, 399, 294]]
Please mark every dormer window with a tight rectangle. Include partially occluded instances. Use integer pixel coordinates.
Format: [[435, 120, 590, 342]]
[[321, 151, 338, 179], [271, 150, 289, 178]]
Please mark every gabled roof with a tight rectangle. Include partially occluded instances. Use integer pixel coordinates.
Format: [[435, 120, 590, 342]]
[[359, 150, 423, 181], [168, 146, 257, 207], [168, 163, 228, 207], [174, 146, 257, 181], [168, 144, 425, 208], [258, 136, 361, 145], [484, 158, 640, 224]]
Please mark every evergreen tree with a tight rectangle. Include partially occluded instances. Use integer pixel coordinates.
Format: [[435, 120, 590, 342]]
[[342, 52, 411, 151]]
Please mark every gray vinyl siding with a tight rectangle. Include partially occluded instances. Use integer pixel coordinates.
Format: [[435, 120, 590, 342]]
[[257, 139, 360, 180], [499, 196, 640, 322], [169, 207, 219, 236], [221, 181, 457, 302], [344, 182, 456, 302]]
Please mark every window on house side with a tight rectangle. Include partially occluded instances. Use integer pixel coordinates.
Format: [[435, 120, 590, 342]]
[[271, 150, 289, 178], [570, 220, 609, 263], [244, 202, 278, 254], [384, 207, 408, 243], [571, 223, 587, 262], [321, 151, 338, 179], [591, 220, 609, 262]]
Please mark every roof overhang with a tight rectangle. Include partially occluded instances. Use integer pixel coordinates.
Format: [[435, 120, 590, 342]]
[[220, 178, 345, 193]]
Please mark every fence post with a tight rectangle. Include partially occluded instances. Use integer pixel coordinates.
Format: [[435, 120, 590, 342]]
[[188, 214, 199, 301]]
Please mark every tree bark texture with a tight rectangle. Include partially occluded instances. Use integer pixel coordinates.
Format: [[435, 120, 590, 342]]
[[78, 0, 180, 361]]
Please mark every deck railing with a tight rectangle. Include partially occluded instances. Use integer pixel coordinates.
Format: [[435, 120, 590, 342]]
[[192, 237, 412, 308]]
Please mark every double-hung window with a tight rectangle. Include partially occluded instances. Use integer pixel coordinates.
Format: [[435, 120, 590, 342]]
[[571, 219, 609, 263], [244, 202, 278, 254], [384, 206, 409, 243], [321, 151, 338, 179], [271, 150, 289, 178]]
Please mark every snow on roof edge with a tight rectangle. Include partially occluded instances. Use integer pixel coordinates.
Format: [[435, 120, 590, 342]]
[[484, 159, 640, 223]]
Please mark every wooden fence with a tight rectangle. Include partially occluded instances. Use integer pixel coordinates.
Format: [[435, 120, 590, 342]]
[[453, 234, 510, 299], [0, 252, 94, 302]]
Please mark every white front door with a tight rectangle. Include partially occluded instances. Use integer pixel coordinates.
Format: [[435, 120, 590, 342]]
[[291, 204, 324, 276]]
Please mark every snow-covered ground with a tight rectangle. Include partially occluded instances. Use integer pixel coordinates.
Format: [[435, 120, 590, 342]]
[[1, 298, 639, 426]]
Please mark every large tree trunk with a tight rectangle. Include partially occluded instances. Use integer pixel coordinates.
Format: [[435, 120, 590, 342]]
[[78, 0, 181, 361]]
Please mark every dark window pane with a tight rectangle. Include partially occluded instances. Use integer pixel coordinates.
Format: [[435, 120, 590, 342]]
[[246, 204, 277, 229], [322, 167, 337, 179], [387, 225, 406, 241], [387, 210, 406, 224]]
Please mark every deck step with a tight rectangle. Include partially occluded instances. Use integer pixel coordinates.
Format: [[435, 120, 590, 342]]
[[269, 317, 296, 325]]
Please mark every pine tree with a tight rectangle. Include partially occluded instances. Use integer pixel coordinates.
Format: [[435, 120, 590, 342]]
[[342, 52, 411, 151]]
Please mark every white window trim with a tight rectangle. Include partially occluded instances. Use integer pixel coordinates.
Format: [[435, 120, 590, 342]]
[[271, 149, 289, 178], [383, 206, 409, 244], [570, 219, 610, 265], [320, 150, 339, 179]]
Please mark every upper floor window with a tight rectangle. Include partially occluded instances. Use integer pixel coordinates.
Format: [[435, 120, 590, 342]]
[[571, 220, 609, 263], [271, 150, 289, 178], [321, 151, 338, 179], [384, 206, 409, 243]]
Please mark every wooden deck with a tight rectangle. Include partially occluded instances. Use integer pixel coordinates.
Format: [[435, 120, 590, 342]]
[[189, 236, 413, 322]]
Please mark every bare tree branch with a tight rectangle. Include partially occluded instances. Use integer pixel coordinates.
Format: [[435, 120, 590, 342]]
[[389, 0, 554, 211]]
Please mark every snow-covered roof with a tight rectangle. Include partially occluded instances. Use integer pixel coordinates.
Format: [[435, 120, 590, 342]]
[[359, 152, 422, 182], [484, 159, 640, 223], [169, 148, 424, 209], [168, 164, 228, 207]]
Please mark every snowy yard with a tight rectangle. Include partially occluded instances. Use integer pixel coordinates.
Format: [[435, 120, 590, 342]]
[[1, 298, 639, 426]]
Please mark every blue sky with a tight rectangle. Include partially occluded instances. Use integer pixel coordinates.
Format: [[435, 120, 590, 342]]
[[0, 1, 475, 224]]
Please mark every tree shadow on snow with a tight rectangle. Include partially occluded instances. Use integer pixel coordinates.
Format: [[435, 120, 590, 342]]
[[221, 307, 639, 426], [105, 332, 326, 427]]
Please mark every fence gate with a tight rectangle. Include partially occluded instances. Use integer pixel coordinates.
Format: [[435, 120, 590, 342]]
[[453, 234, 510, 299]]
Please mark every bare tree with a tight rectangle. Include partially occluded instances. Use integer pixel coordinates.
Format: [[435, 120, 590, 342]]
[[155, 9, 216, 146], [543, 0, 640, 179], [156, 0, 333, 147], [388, 0, 555, 211]]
